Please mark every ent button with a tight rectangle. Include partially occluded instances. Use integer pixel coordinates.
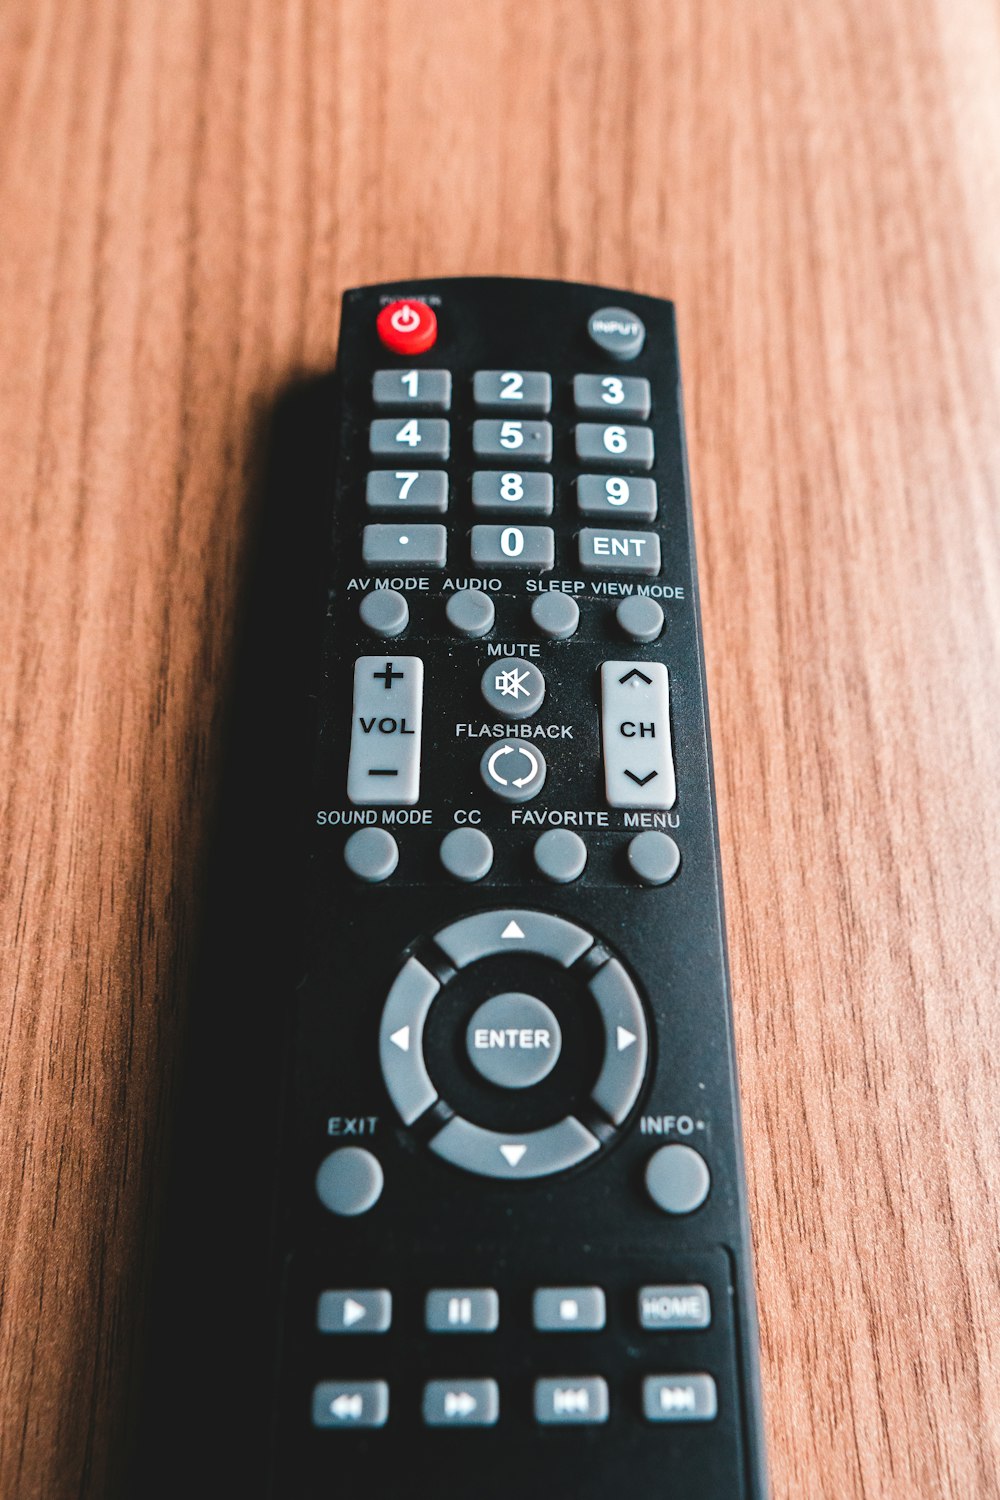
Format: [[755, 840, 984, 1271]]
[[579, 529, 660, 574], [347, 656, 423, 806], [466, 993, 562, 1089], [600, 661, 676, 809]]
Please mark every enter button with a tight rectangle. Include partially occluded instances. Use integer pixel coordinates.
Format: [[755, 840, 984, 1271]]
[[466, 993, 561, 1090]]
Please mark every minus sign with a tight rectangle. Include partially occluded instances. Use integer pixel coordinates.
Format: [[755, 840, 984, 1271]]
[[368, 769, 399, 776]]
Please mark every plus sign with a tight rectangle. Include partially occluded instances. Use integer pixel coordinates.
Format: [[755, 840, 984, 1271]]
[[373, 662, 404, 689]]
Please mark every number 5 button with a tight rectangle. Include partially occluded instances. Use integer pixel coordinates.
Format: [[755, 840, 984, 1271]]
[[473, 419, 553, 463], [575, 422, 654, 469]]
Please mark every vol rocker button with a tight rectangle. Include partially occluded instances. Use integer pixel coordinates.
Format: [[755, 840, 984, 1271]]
[[347, 656, 424, 806]]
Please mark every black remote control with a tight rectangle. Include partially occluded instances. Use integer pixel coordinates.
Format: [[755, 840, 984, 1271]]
[[268, 278, 768, 1499]]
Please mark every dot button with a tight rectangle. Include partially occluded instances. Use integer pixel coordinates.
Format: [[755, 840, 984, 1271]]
[[645, 1144, 711, 1215]]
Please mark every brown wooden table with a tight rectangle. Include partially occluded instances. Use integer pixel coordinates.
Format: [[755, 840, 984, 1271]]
[[2, 2, 999, 1496]]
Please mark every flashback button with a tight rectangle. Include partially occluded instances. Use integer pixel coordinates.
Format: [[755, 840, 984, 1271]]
[[480, 738, 547, 803], [376, 299, 437, 355]]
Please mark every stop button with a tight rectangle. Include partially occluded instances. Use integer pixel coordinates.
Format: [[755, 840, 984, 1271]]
[[377, 299, 437, 355]]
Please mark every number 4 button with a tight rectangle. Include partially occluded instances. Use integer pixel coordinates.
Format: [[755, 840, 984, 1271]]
[[370, 418, 450, 461]]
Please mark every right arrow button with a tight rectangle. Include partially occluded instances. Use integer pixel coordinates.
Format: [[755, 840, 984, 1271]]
[[588, 958, 649, 1125]]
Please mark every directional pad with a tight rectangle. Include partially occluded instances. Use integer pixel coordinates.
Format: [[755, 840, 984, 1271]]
[[377, 911, 650, 1179]]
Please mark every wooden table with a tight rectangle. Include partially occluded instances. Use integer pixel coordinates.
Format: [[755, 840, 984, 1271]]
[[2, 2, 999, 1496]]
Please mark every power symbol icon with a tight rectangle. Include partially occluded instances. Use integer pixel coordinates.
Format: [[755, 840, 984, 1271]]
[[390, 303, 420, 333], [377, 298, 437, 355]]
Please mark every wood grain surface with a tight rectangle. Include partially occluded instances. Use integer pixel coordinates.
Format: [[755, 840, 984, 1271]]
[[2, 1, 999, 1496]]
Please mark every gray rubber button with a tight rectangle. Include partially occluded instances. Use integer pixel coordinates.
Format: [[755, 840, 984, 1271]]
[[575, 423, 654, 470], [423, 1379, 500, 1427], [534, 1376, 609, 1425], [359, 590, 409, 637], [530, 592, 579, 639], [434, 909, 594, 969], [471, 470, 553, 515], [317, 1289, 392, 1334], [473, 370, 552, 413], [573, 373, 651, 418], [347, 656, 424, 807], [429, 1114, 599, 1180], [580, 528, 660, 574], [369, 417, 450, 460], [315, 1148, 384, 1217], [472, 419, 552, 463], [439, 827, 494, 882], [480, 656, 545, 718], [601, 662, 675, 809], [312, 1380, 389, 1429], [343, 827, 399, 882], [642, 1374, 718, 1422], [627, 830, 681, 885], [638, 1285, 711, 1331], [445, 588, 495, 637], [616, 595, 664, 642], [466, 993, 561, 1089], [479, 739, 546, 802], [587, 306, 646, 361], [471, 524, 555, 572], [372, 368, 451, 410], [362, 524, 447, 569], [425, 1288, 499, 1333], [645, 1144, 711, 1215], [588, 958, 648, 1125], [533, 1287, 606, 1331], [533, 829, 587, 883], [366, 469, 448, 513], [577, 474, 658, 520], [378, 956, 440, 1125]]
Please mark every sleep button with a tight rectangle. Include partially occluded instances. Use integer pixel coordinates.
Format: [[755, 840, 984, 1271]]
[[466, 993, 561, 1089]]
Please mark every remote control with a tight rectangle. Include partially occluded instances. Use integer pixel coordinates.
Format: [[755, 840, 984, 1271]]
[[268, 278, 768, 1499]]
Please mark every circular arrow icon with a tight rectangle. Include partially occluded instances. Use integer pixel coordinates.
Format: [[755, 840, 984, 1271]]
[[481, 739, 547, 803]]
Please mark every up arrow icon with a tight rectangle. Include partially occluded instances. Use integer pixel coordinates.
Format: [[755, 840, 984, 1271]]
[[501, 920, 525, 940]]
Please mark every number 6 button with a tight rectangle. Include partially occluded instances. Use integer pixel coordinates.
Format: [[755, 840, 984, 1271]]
[[575, 422, 654, 469]]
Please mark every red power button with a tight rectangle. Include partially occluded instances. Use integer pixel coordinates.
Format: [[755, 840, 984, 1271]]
[[376, 299, 437, 355]]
